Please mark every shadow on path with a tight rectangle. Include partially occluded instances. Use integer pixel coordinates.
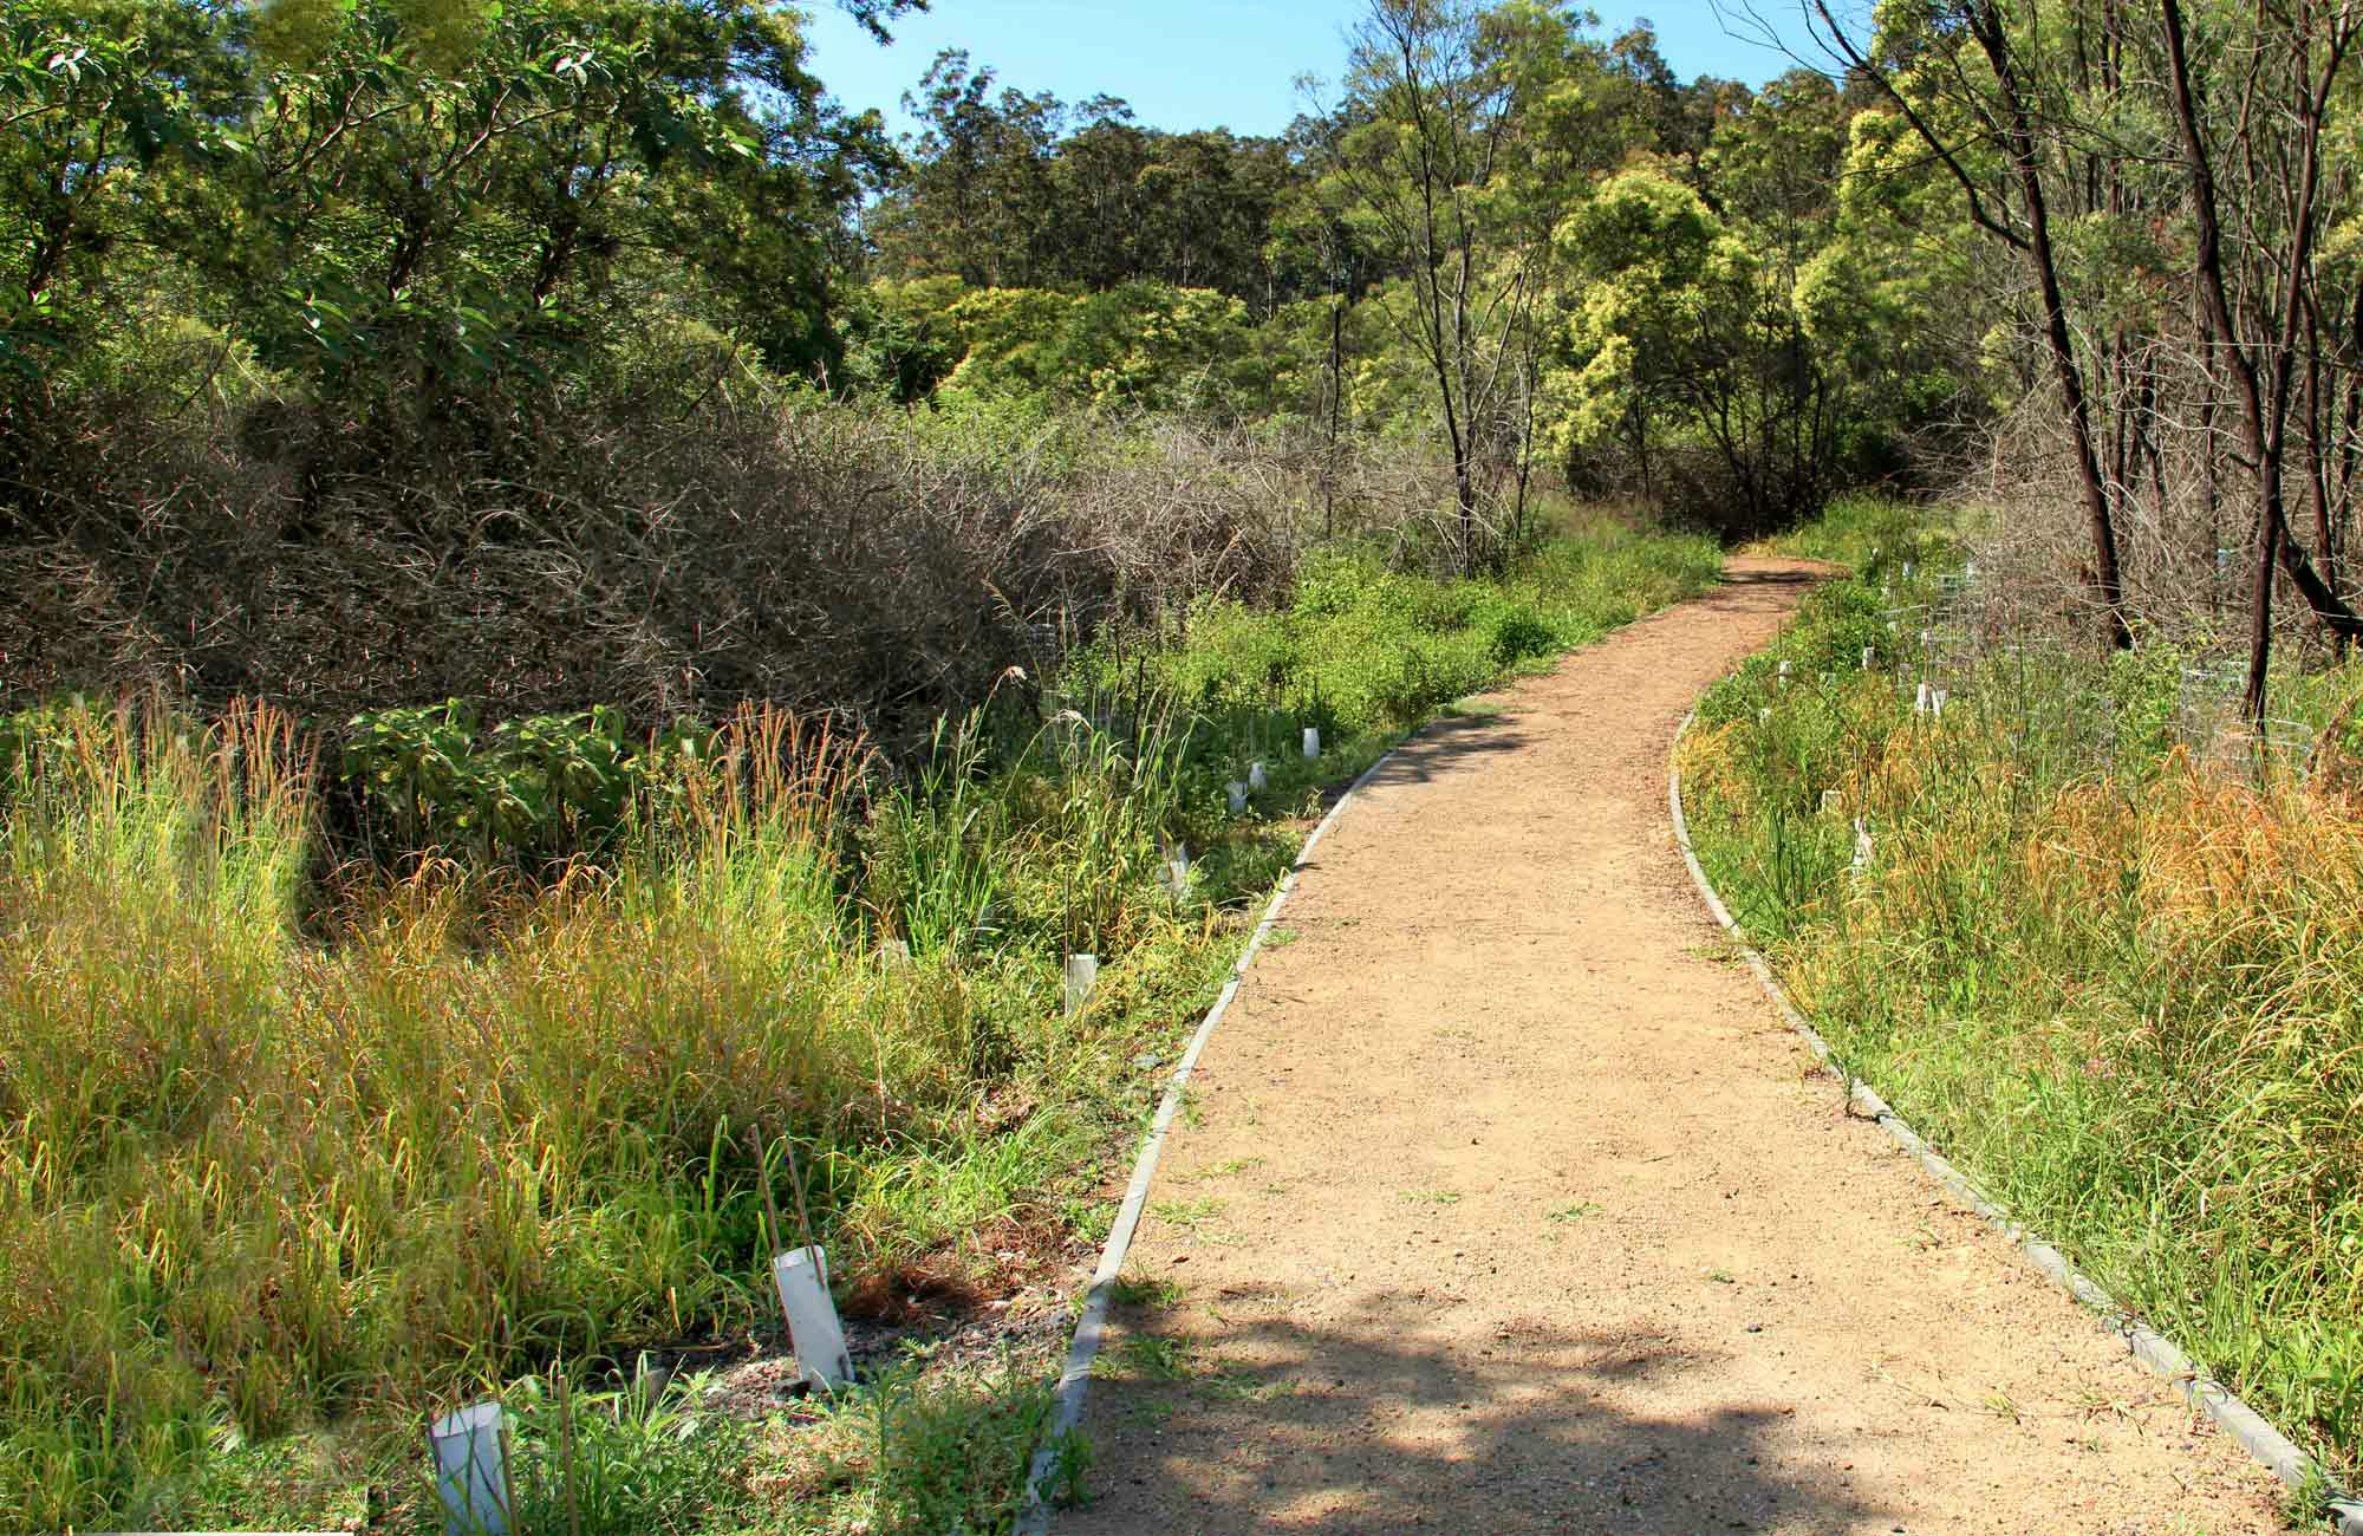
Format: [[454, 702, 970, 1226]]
[[1074, 1297, 1891, 1535]]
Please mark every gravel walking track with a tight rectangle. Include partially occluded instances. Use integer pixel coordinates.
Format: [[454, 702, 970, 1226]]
[[1060, 558, 2282, 1534]]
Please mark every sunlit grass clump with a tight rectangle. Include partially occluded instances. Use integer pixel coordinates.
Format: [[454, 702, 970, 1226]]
[[1, 705, 964, 1521]]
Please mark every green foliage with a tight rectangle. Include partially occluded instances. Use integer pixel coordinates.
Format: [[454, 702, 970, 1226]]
[[1, 0, 885, 419], [858, 277, 1269, 413], [869, 53, 1304, 307], [505, 1369, 752, 1536], [1125, 527, 1717, 767], [342, 703, 733, 864]]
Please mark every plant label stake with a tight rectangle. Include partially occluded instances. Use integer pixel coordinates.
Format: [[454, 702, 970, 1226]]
[[772, 1247, 854, 1390], [1226, 781, 1247, 814], [1064, 952, 1100, 1015], [1861, 646, 1875, 670], [1777, 660, 1792, 687], [1931, 688, 1950, 717], [429, 1401, 512, 1536], [1302, 727, 1321, 759], [1915, 682, 1933, 715], [1247, 760, 1267, 792], [1851, 819, 1874, 881]]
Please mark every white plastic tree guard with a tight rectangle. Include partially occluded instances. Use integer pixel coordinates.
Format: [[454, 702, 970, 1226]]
[[772, 1246, 854, 1390], [1302, 727, 1321, 759], [1247, 760, 1268, 792], [1226, 781, 1248, 814], [1063, 952, 1100, 1015], [429, 1401, 512, 1536]]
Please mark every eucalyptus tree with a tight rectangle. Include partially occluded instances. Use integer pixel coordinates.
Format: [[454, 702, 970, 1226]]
[[1807, 0, 2135, 648], [1317, 0, 1593, 570]]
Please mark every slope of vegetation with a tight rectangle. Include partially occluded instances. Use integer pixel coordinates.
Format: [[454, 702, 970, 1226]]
[[1682, 499, 2363, 1486], [0, 526, 1715, 1532]]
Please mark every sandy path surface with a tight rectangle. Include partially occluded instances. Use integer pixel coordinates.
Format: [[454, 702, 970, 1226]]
[[1061, 558, 2280, 1535]]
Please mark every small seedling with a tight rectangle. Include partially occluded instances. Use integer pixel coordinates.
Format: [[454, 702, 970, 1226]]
[[1546, 1201, 1602, 1224], [1110, 1273, 1183, 1308], [1151, 1196, 1225, 1233], [1184, 1156, 1266, 1181], [1104, 1334, 1193, 1382]]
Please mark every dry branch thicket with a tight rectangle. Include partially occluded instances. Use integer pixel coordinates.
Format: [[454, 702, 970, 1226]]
[[0, 389, 1455, 738]]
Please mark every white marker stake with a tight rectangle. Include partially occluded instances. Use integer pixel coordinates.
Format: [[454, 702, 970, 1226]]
[[1163, 844, 1191, 896], [1932, 688, 1950, 717], [429, 1402, 512, 1536], [772, 1247, 853, 1390], [1862, 646, 1875, 670], [1247, 761, 1268, 792], [1226, 781, 1247, 815], [1302, 727, 1321, 760], [1915, 682, 1933, 715], [1777, 660, 1792, 687], [1851, 819, 1874, 880], [1064, 953, 1100, 1016]]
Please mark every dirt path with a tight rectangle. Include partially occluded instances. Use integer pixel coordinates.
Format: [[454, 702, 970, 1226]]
[[1062, 558, 2280, 1535]]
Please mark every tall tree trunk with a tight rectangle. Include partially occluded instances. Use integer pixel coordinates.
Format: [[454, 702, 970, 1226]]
[[2160, 0, 2363, 726], [1969, 3, 2133, 649]]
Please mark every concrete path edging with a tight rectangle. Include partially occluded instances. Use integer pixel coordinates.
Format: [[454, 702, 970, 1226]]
[[1669, 709, 2363, 1535], [1014, 740, 1409, 1532]]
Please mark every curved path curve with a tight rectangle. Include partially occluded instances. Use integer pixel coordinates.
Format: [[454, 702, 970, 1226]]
[[1063, 557, 2279, 1534]]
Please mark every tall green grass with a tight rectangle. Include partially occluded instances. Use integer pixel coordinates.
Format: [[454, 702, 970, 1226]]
[[1685, 502, 2363, 1484], [0, 517, 1718, 1531]]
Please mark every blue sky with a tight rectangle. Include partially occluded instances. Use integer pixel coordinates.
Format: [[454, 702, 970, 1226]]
[[800, 2, 1812, 139]]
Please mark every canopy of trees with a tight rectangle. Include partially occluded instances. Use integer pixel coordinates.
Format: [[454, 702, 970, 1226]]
[[15, 0, 2363, 716]]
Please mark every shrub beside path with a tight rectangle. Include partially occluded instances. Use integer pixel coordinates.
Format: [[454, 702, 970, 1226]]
[[1064, 558, 2280, 1534]]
